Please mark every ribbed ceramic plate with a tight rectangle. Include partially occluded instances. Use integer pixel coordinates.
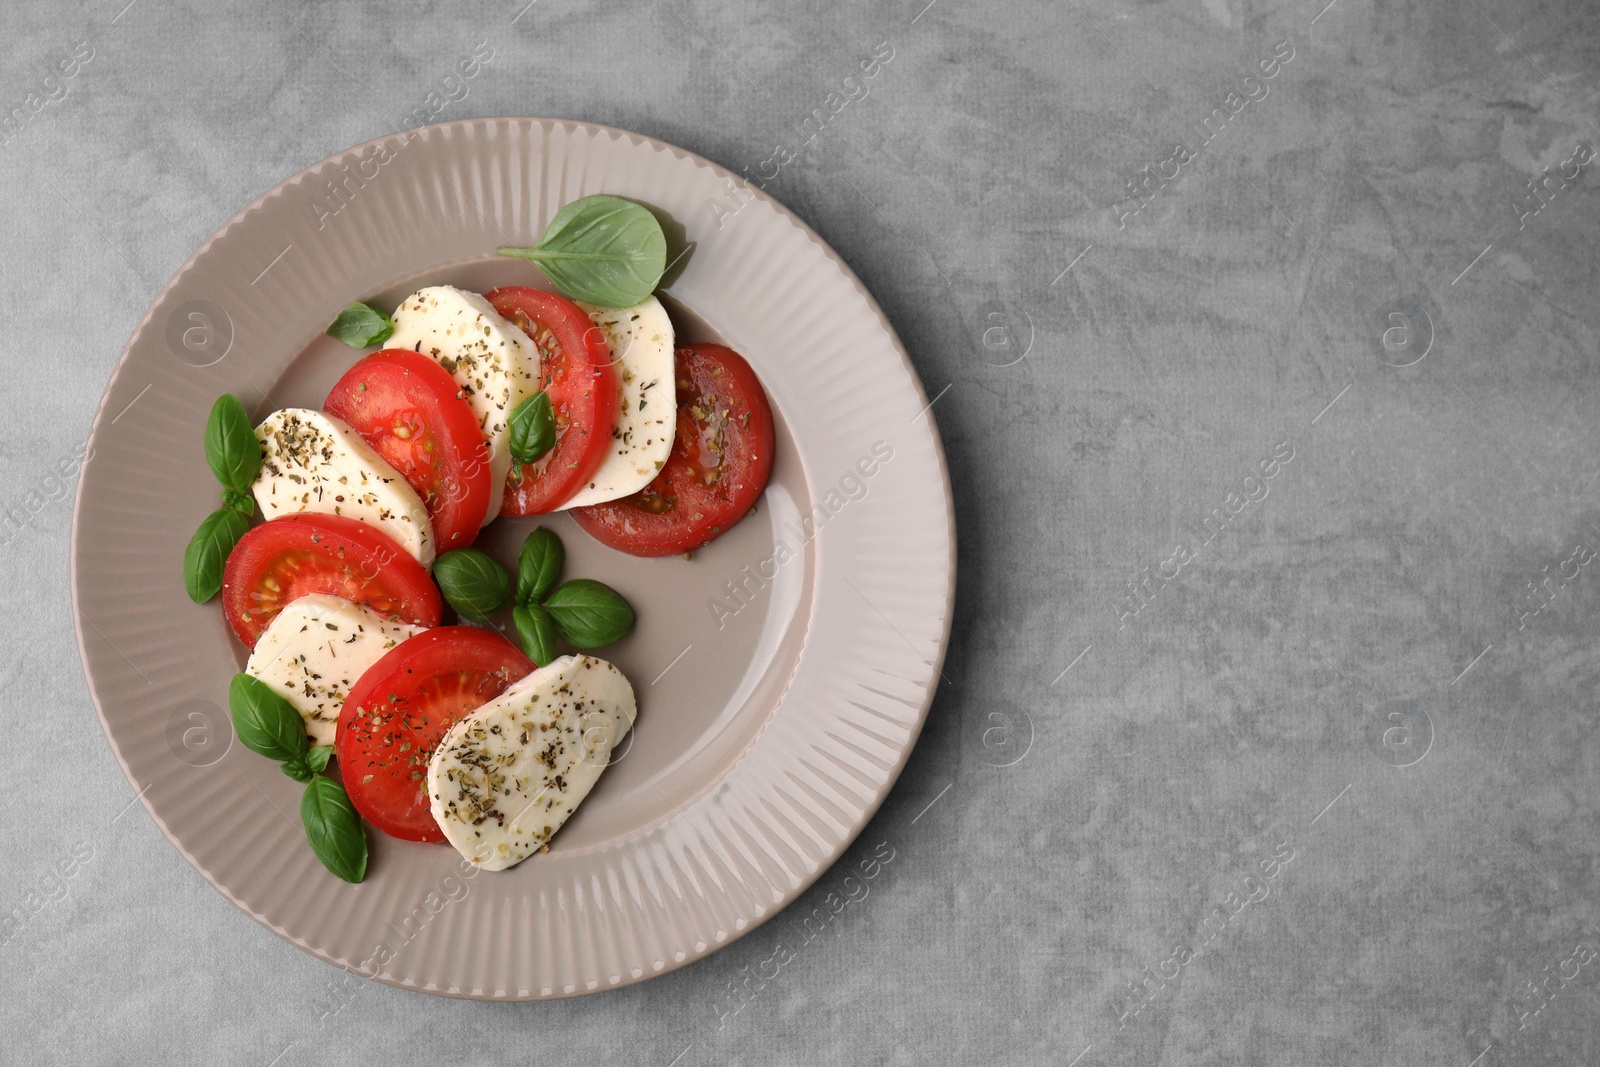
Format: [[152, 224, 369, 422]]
[[71, 118, 954, 999]]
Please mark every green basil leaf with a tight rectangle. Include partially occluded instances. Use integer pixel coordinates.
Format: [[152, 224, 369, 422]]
[[326, 301, 394, 348], [513, 602, 558, 665], [222, 488, 255, 516], [508, 392, 555, 470], [516, 527, 564, 605], [183, 508, 251, 604], [281, 756, 313, 783], [306, 745, 334, 773], [496, 195, 666, 307], [301, 776, 368, 883], [433, 548, 513, 619], [542, 579, 635, 648], [204, 394, 261, 494], [228, 673, 310, 763]]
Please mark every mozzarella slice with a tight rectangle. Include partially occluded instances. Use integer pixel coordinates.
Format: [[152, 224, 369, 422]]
[[245, 594, 422, 747], [253, 408, 435, 566], [427, 655, 636, 871], [387, 285, 540, 523], [561, 297, 676, 509]]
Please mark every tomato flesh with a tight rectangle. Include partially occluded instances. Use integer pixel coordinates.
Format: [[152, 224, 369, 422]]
[[221, 514, 442, 648], [571, 343, 775, 557], [337, 627, 535, 842], [324, 349, 492, 553], [484, 286, 619, 515]]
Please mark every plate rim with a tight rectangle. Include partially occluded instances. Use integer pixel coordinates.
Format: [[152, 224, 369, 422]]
[[70, 115, 956, 999]]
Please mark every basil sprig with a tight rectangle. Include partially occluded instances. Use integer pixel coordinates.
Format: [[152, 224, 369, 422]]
[[221, 489, 254, 516], [326, 301, 394, 348], [496, 195, 667, 307], [183, 395, 261, 604], [431, 527, 634, 661], [508, 392, 555, 477], [279, 744, 335, 783], [227, 672, 369, 883]]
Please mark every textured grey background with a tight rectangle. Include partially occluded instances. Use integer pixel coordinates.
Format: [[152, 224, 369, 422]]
[[6, 0, 1599, 1063]]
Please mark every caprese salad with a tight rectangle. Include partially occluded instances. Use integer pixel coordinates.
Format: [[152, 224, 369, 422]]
[[179, 195, 776, 882]]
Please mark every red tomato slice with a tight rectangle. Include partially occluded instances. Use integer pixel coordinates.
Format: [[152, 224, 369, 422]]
[[221, 514, 442, 649], [570, 343, 775, 557], [484, 286, 619, 515], [324, 350, 493, 553], [337, 627, 535, 842]]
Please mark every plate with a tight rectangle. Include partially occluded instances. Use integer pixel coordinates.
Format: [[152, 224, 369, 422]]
[[71, 118, 954, 999]]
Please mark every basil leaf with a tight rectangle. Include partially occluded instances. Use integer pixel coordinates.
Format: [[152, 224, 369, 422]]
[[301, 777, 368, 883], [222, 488, 255, 516], [513, 602, 558, 665], [516, 527, 564, 604], [228, 673, 310, 763], [327, 301, 394, 348], [183, 508, 251, 604], [204, 394, 261, 494], [496, 195, 666, 307], [433, 548, 512, 619], [508, 392, 555, 472], [284, 746, 331, 784], [542, 579, 635, 648]]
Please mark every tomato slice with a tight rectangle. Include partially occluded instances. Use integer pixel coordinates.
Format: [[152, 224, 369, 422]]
[[484, 286, 619, 515], [570, 343, 775, 557], [337, 627, 535, 842], [221, 514, 442, 649], [324, 350, 493, 553]]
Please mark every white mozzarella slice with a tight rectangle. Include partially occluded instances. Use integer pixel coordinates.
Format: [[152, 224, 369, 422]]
[[427, 655, 636, 871], [387, 285, 540, 523], [252, 408, 435, 566], [560, 297, 677, 509], [244, 594, 422, 747]]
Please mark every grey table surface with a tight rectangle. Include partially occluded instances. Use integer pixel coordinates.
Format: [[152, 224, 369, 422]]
[[6, 0, 1600, 1063]]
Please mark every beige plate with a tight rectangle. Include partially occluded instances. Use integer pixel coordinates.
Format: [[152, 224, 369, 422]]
[[70, 119, 954, 999]]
